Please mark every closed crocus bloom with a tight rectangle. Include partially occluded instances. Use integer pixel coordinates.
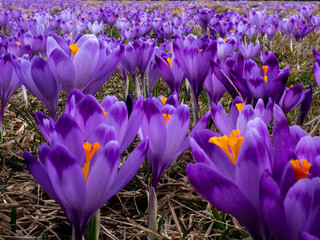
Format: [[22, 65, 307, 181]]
[[173, 35, 217, 121], [197, 8, 214, 34], [155, 52, 185, 94], [0, 11, 9, 33], [120, 27, 138, 42], [15, 56, 62, 121], [141, 95, 210, 189], [248, 10, 267, 28], [0, 54, 22, 132], [47, 34, 122, 95], [24, 92, 148, 239], [314, 49, 320, 89]]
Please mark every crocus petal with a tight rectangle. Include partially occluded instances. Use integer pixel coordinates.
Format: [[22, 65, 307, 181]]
[[187, 163, 264, 240], [211, 102, 233, 135], [260, 172, 291, 240], [272, 105, 290, 183], [52, 114, 84, 165], [236, 118, 271, 212], [300, 231, 320, 240], [314, 62, 320, 89], [236, 105, 256, 135], [47, 144, 86, 229], [65, 89, 85, 116], [104, 138, 149, 202], [105, 102, 128, 150], [86, 141, 120, 218], [74, 95, 105, 140], [48, 48, 76, 94], [120, 95, 144, 154], [73, 38, 99, 89], [35, 111, 55, 143], [284, 178, 320, 238]]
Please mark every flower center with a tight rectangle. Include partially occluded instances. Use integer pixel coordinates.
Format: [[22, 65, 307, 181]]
[[101, 108, 108, 117], [163, 114, 172, 124], [209, 130, 243, 165], [69, 44, 80, 58], [236, 103, 245, 113], [160, 97, 167, 105], [82, 142, 100, 182], [16, 42, 21, 46], [262, 65, 269, 83], [167, 58, 173, 68], [290, 159, 311, 181]]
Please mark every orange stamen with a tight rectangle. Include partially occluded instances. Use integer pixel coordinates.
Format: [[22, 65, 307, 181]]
[[82, 142, 101, 182], [290, 159, 312, 181]]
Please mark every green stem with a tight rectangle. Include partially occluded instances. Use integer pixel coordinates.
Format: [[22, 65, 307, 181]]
[[148, 186, 157, 240]]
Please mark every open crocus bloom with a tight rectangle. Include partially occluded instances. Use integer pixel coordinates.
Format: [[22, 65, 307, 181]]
[[35, 89, 144, 154], [211, 96, 273, 136], [187, 105, 320, 239], [140, 94, 210, 189], [24, 90, 148, 239], [47, 34, 123, 95]]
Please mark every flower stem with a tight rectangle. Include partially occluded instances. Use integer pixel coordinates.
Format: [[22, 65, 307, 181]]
[[148, 186, 157, 240]]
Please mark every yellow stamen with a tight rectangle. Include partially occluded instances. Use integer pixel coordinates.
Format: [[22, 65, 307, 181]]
[[16, 42, 21, 46], [66, 22, 69, 26], [262, 65, 269, 83], [236, 103, 245, 113], [160, 97, 167, 105], [271, 24, 273, 27], [209, 130, 243, 165], [163, 114, 172, 124], [82, 15, 85, 18], [220, 22, 223, 25], [290, 159, 312, 181], [69, 44, 80, 58], [232, 29, 235, 33], [26, 17, 29, 21], [199, 49, 203, 52], [102, 108, 108, 117], [168, 50, 172, 54], [167, 58, 173, 68], [287, 18, 290, 22], [75, 20, 78, 25], [82, 142, 101, 182], [295, 25, 298, 29], [99, 12, 101, 15]]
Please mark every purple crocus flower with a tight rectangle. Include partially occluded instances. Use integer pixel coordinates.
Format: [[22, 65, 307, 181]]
[[293, 20, 314, 42], [24, 90, 148, 239], [141, 96, 210, 189], [47, 34, 123, 95], [298, 6, 314, 23], [0, 11, 9, 33], [155, 53, 185, 94], [247, 10, 267, 28], [216, 37, 236, 62], [120, 27, 138, 42], [0, 54, 22, 132], [173, 35, 217, 121], [197, 8, 214, 34], [204, 69, 226, 105], [239, 41, 263, 60], [187, 104, 320, 239], [211, 96, 273, 136], [314, 49, 320, 89], [15, 56, 62, 121], [35, 89, 144, 155], [87, 21, 106, 35]]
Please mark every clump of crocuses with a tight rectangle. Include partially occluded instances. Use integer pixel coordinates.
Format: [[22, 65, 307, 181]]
[[187, 105, 320, 239], [24, 90, 148, 239]]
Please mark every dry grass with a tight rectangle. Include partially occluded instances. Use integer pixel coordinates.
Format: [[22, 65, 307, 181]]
[[1, 1, 320, 239]]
